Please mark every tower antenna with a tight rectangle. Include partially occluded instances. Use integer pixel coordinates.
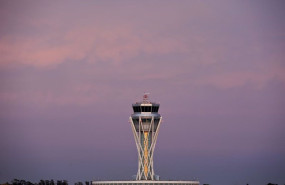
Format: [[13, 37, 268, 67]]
[[143, 92, 150, 103]]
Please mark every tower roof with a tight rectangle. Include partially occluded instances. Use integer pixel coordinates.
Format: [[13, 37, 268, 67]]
[[133, 93, 159, 106]]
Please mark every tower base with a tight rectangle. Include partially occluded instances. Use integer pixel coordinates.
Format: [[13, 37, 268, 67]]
[[92, 180, 199, 185]]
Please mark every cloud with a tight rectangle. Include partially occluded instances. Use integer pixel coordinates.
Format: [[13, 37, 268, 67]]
[[1, 0, 285, 109], [0, 24, 188, 68], [196, 68, 285, 89]]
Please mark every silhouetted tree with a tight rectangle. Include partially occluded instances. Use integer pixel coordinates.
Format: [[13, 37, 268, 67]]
[[39, 180, 45, 185], [26, 181, 33, 185], [12, 179, 20, 185], [85, 181, 89, 185]]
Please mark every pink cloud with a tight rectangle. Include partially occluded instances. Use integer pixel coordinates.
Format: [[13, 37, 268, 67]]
[[0, 25, 188, 68]]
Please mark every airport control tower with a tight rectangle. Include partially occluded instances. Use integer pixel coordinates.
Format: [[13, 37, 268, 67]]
[[93, 94, 199, 185], [129, 93, 162, 180]]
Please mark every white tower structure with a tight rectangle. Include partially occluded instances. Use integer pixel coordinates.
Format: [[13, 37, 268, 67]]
[[129, 93, 162, 180]]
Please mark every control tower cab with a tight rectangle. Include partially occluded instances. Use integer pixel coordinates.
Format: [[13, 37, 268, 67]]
[[129, 93, 162, 180]]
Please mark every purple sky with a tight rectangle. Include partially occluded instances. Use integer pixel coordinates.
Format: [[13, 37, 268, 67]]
[[1, 1, 285, 185]]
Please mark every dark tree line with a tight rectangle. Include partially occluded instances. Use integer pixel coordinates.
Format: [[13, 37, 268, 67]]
[[1, 180, 92, 185], [0, 179, 69, 185], [1, 180, 282, 185], [74, 182, 89, 185]]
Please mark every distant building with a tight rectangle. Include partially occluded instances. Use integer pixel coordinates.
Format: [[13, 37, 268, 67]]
[[93, 181, 199, 185]]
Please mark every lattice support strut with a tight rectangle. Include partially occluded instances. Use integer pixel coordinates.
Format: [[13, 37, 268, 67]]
[[129, 116, 162, 180]]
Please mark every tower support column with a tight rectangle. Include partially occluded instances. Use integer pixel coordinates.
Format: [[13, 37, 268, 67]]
[[129, 116, 162, 180]]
